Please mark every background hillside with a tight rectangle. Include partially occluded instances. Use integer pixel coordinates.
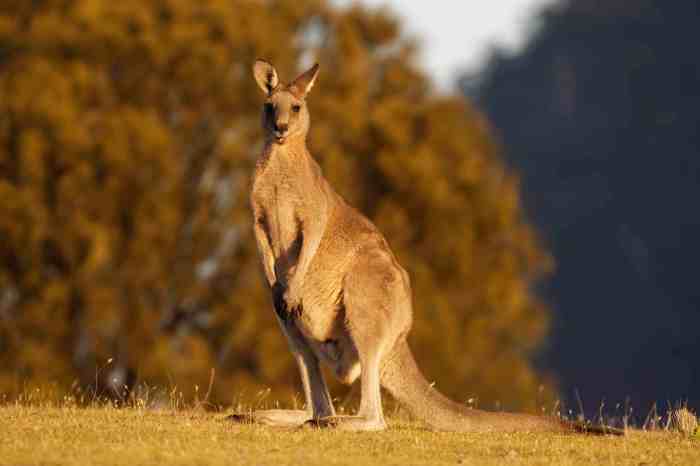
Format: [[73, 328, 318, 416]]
[[464, 0, 700, 414]]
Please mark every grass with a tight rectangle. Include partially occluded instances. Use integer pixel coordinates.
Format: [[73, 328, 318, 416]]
[[1, 404, 698, 466]]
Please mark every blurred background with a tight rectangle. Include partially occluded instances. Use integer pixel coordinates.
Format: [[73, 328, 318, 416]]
[[0, 0, 697, 420]]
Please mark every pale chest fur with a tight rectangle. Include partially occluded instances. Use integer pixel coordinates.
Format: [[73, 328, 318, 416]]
[[252, 167, 300, 256], [251, 147, 314, 262]]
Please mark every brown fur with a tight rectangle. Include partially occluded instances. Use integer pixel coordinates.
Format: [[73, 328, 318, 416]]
[[240, 59, 623, 435]]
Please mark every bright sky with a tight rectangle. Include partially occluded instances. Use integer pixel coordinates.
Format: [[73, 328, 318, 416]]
[[335, 0, 556, 90]]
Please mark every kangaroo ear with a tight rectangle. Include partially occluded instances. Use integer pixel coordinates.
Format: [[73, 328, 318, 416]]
[[291, 63, 319, 97], [253, 59, 279, 94]]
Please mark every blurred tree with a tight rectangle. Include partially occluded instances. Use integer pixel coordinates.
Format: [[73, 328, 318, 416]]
[[0, 0, 553, 411]]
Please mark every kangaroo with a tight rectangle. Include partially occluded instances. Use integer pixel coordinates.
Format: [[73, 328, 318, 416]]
[[236, 59, 623, 435]]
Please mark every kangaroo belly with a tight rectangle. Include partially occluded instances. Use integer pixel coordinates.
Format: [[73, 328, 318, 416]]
[[294, 295, 338, 342], [293, 287, 361, 385], [307, 333, 361, 386]]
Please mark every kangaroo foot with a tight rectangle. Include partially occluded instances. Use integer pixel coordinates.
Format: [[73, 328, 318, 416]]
[[303, 415, 387, 432], [227, 409, 310, 428]]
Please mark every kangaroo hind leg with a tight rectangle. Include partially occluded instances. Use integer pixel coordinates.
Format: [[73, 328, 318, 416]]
[[308, 252, 410, 431]]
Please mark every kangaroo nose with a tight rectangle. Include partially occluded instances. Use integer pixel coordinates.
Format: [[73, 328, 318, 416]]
[[275, 123, 288, 134]]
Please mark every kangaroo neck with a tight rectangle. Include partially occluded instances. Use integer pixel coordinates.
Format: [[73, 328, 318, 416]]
[[259, 135, 311, 170]]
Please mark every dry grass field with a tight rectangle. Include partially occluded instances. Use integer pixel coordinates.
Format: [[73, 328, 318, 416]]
[[1, 404, 698, 466]]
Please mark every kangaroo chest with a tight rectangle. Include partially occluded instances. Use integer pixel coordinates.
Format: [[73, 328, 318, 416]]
[[252, 173, 303, 259], [251, 148, 321, 280]]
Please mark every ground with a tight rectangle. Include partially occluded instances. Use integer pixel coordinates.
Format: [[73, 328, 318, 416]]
[[1, 406, 698, 466]]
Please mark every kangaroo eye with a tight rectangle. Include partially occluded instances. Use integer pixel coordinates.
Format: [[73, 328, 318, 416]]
[[292, 104, 301, 113], [264, 103, 274, 114]]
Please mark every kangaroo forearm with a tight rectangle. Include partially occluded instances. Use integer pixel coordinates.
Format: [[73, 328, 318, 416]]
[[254, 225, 276, 285], [291, 231, 322, 285], [290, 207, 328, 286]]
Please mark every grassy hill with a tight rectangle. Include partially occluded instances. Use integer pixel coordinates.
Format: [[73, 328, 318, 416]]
[[1, 405, 698, 466]]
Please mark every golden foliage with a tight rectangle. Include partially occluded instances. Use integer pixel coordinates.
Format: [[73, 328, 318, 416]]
[[0, 0, 553, 411]]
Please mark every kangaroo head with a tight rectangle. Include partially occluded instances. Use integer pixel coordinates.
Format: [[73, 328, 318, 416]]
[[253, 59, 319, 146]]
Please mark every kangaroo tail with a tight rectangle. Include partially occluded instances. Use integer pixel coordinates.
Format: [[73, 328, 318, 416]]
[[380, 339, 624, 435]]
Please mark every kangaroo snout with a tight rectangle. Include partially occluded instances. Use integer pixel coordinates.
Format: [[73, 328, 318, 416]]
[[274, 123, 288, 143]]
